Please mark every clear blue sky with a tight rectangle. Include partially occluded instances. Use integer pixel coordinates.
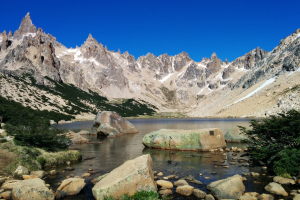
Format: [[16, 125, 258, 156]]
[[1, 0, 300, 61]]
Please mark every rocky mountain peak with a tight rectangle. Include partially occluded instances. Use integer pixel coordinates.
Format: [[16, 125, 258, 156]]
[[211, 52, 218, 59], [14, 12, 37, 39]]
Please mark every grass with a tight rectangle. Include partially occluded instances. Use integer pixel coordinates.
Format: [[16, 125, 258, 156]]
[[104, 191, 168, 200]]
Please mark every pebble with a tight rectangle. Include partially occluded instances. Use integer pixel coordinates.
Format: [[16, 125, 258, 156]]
[[157, 172, 163, 176]]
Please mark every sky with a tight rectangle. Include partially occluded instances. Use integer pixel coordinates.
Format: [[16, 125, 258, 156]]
[[1, 0, 300, 61]]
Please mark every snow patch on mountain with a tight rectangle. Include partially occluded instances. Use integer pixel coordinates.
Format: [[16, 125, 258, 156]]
[[234, 77, 276, 104]]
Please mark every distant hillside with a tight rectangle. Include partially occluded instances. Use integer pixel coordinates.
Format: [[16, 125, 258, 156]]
[[0, 73, 157, 119]]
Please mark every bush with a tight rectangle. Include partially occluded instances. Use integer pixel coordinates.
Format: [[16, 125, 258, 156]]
[[104, 191, 163, 200], [239, 110, 300, 177], [5, 120, 70, 151]]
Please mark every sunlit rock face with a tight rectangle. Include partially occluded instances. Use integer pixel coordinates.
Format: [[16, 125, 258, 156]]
[[1, 13, 300, 117]]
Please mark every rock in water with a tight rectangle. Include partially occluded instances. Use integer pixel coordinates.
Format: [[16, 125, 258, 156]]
[[207, 174, 245, 199], [264, 182, 288, 196], [11, 178, 54, 200], [55, 178, 86, 199], [93, 111, 138, 137], [143, 128, 226, 151], [273, 176, 296, 185], [92, 154, 156, 200]]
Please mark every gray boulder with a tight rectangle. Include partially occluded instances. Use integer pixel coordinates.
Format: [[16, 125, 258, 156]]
[[207, 174, 245, 199], [93, 111, 138, 137], [92, 154, 156, 200], [11, 178, 54, 200]]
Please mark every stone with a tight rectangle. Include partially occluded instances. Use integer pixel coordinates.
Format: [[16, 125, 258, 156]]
[[30, 170, 45, 178], [250, 172, 260, 177], [176, 185, 194, 196], [143, 128, 226, 151], [273, 176, 296, 185], [49, 170, 57, 175], [174, 179, 189, 186], [67, 131, 89, 144], [11, 178, 54, 200], [1, 180, 21, 190], [193, 189, 206, 198], [157, 172, 163, 176], [0, 191, 11, 200], [258, 194, 274, 200], [81, 173, 91, 178], [239, 192, 259, 200], [207, 174, 245, 199], [293, 194, 300, 200], [159, 189, 172, 196], [205, 194, 216, 200], [55, 178, 86, 199], [264, 182, 288, 196], [93, 111, 138, 137], [13, 166, 29, 178], [92, 154, 156, 200], [156, 180, 173, 189]]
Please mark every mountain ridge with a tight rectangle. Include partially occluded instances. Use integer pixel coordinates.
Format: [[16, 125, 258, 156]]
[[1, 13, 300, 117]]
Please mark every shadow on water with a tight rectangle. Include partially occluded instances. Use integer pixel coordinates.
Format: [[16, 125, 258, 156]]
[[50, 118, 273, 200]]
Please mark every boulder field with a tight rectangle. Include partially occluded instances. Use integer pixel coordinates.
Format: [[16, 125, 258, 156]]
[[142, 128, 226, 151], [93, 111, 138, 137]]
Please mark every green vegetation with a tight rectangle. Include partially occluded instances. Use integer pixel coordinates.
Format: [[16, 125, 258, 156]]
[[0, 96, 72, 151], [25, 75, 157, 117], [239, 110, 300, 177], [104, 191, 166, 200], [0, 141, 81, 172]]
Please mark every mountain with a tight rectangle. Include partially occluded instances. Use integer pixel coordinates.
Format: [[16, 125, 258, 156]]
[[1, 13, 300, 117]]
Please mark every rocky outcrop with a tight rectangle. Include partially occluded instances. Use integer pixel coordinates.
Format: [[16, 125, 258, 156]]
[[11, 178, 54, 200], [13, 12, 37, 39], [55, 178, 86, 199], [143, 128, 226, 151], [92, 154, 156, 200], [93, 111, 138, 137], [207, 174, 245, 199]]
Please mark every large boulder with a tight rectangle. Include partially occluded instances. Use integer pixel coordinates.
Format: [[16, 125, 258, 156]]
[[66, 131, 89, 144], [55, 178, 86, 199], [11, 178, 54, 200], [264, 182, 288, 196], [207, 174, 245, 200], [93, 111, 138, 137], [143, 128, 226, 151], [92, 154, 156, 200]]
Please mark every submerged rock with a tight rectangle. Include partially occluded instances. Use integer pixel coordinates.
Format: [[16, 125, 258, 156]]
[[92, 154, 156, 200], [93, 111, 138, 137], [207, 174, 245, 199], [11, 178, 54, 200], [143, 128, 226, 151], [55, 178, 86, 199]]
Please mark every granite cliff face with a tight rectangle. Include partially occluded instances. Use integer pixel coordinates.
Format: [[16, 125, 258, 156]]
[[1, 13, 300, 117]]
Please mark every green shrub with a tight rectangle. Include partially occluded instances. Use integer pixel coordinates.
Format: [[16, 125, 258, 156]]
[[104, 191, 162, 200], [239, 110, 300, 176], [5, 122, 70, 151], [273, 149, 300, 178]]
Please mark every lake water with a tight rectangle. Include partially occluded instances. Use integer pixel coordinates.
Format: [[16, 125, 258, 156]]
[[52, 118, 270, 200]]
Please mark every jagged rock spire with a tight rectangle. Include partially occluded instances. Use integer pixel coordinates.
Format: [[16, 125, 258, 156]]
[[14, 12, 37, 39], [83, 33, 99, 45]]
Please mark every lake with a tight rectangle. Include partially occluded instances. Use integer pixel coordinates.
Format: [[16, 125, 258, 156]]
[[52, 118, 270, 200]]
